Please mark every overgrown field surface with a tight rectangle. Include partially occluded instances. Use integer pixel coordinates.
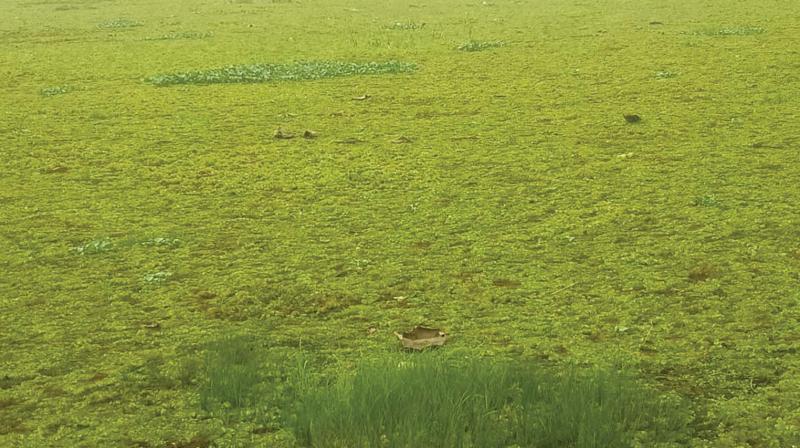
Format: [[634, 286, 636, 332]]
[[1, 0, 799, 446]]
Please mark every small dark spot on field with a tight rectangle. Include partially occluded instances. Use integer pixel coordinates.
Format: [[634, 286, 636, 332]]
[[552, 344, 569, 354], [583, 329, 604, 342], [44, 420, 68, 435], [0, 397, 22, 410], [38, 362, 73, 377], [0, 375, 34, 390], [639, 343, 658, 353], [0, 416, 29, 435], [41, 384, 68, 397], [40, 165, 69, 174], [333, 263, 349, 277], [123, 440, 151, 448], [165, 435, 212, 448], [84, 372, 108, 383], [492, 278, 522, 288], [90, 393, 122, 405], [411, 240, 432, 250], [455, 270, 482, 281], [313, 294, 360, 314], [192, 289, 217, 301], [688, 263, 718, 282]]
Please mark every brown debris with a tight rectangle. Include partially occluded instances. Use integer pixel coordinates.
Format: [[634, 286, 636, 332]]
[[394, 326, 447, 351], [391, 136, 413, 144], [273, 129, 295, 139]]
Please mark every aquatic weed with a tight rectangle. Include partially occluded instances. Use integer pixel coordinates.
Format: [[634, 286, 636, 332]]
[[693, 26, 765, 36], [72, 238, 113, 255], [40, 86, 72, 97], [692, 195, 723, 208], [145, 60, 417, 86], [457, 40, 505, 52], [386, 21, 425, 30], [140, 237, 181, 247], [143, 31, 213, 41], [97, 18, 143, 29], [143, 271, 173, 283]]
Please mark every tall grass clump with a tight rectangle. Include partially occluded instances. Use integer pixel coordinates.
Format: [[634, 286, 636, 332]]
[[199, 334, 264, 413], [145, 60, 416, 86], [286, 353, 692, 448]]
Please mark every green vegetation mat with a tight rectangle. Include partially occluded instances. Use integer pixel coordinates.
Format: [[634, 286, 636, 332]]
[[146, 61, 417, 86], [1, 0, 799, 446]]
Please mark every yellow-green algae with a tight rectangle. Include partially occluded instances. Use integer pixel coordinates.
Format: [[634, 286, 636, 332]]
[[1, 0, 799, 446]]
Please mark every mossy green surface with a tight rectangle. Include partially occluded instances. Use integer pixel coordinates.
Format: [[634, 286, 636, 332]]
[[1, 0, 799, 446]]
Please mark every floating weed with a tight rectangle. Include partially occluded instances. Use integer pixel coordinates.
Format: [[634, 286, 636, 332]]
[[656, 70, 678, 79], [72, 238, 113, 255], [692, 194, 723, 208], [457, 40, 505, 52], [40, 86, 72, 97], [693, 26, 765, 36], [143, 31, 214, 41], [97, 18, 143, 29], [143, 271, 173, 283], [386, 21, 425, 30], [145, 60, 417, 86], [140, 237, 181, 247]]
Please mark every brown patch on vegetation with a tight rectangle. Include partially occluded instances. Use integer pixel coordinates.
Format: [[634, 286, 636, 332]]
[[584, 329, 604, 342], [85, 372, 108, 383], [639, 343, 658, 354], [124, 440, 151, 448], [411, 240, 432, 250], [314, 294, 360, 314], [0, 416, 29, 435], [0, 375, 33, 390], [492, 278, 521, 288], [192, 289, 217, 301], [552, 344, 569, 354], [166, 435, 213, 448], [688, 263, 718, 282], [41, 385, 67, 397], [0, 397, 21, 410], [455, 270, 482, 281]]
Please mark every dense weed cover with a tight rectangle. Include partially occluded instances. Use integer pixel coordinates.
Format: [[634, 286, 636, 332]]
[[2, 0, 798, 446]]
